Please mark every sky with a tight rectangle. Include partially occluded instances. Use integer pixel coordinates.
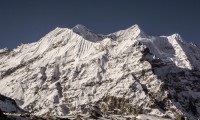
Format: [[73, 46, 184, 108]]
[[0, 0, 200, 49]]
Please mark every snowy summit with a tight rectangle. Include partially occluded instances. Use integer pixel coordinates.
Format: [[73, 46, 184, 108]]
[[0, 24, 200, 120]]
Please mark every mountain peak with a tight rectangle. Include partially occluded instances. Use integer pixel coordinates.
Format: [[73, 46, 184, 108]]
[[73, 24, 86, 29], [171, 33, 182, 40], [129, 24, 147, 37], [72, 24, 92, 34], [111, 24, 148, 39], [72, 24, 103, 42], [129, 24, 140, 29]]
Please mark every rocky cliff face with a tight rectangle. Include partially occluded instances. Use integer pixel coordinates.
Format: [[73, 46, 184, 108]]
[[0, 24, 200, 120], [0, 94, 22, 113], [0, 94, 24, 119]]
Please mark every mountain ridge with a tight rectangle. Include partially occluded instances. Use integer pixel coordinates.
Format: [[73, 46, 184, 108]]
[[0, 24, 200, 120]]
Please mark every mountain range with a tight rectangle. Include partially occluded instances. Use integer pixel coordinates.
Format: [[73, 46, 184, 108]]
[[0, 24, 200, 120]]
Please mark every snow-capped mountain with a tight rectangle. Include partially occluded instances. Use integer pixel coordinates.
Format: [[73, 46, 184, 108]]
[[0, 24, 200, 120]]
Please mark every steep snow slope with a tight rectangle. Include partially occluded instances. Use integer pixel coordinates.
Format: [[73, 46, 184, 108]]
[[0, 24, 200, 119]]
